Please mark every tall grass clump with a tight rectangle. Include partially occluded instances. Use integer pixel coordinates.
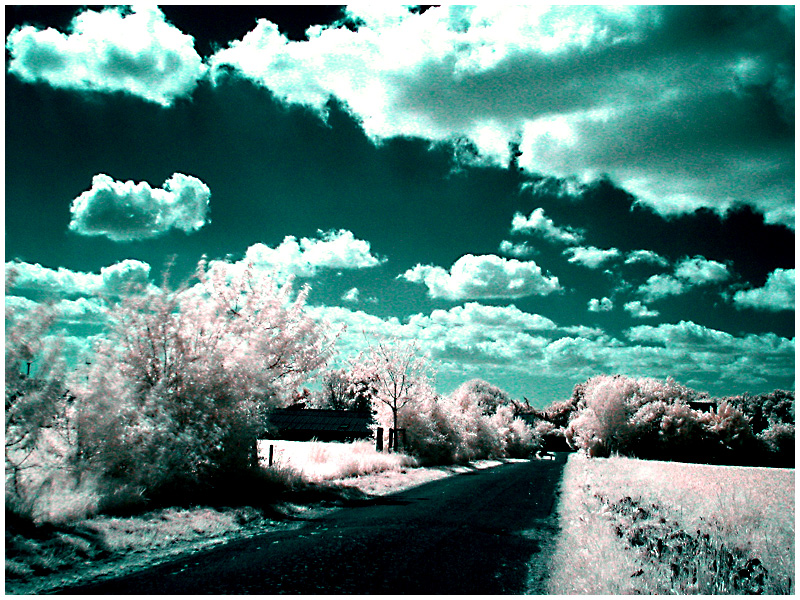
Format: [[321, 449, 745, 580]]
[[260, 440, 417, 483]]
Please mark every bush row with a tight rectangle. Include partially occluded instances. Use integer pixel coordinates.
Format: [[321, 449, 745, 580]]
[[527, 374, 794, 467]]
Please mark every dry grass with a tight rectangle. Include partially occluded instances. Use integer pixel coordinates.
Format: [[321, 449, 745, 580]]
[[545, 453, 794, 594], [5, 505, 302, 594], [258, 439, 418, 482]]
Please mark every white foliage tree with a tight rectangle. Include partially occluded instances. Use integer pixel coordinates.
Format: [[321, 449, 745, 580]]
[[350, 340, 435, 450], [73, 259, 336, 501], [5, 300, 72, 517]]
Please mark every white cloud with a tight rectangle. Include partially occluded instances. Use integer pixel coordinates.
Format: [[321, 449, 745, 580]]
[[674, 256, 731, 285], [624, 300, 660, 319], [637, 274, 686, 303], [635, 255, 732, 302], [588, 297, 613, 312], [625, 320, 795, 358], [69, 173, 211, 242], [304, 301, 794, 398], [208, 5, 793, 226], [402, 254, 561, 300], [6, 259, 152, 298], [52, 297, 107, 325], [241, 229, 385, 279], [510, 207, 583, 244], [100, 259, 153, 294], [734, 268, 795, 312], [409, 302, 557, 333], [624, 249, 669, 267], [341, 287, 360, 303], [498, 240, 535, 258], [6, 6, 206, 106], [563, 245, 621, 269]]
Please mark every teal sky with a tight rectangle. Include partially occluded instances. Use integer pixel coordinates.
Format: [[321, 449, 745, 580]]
[[5, 6, 795, 406]]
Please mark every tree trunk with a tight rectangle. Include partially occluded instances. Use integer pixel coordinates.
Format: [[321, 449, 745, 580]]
[[392, 403, 399, 452]]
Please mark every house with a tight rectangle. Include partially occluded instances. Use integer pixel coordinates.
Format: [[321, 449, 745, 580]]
[[688, 400, 717, 413], [266, 408, 373, 442]]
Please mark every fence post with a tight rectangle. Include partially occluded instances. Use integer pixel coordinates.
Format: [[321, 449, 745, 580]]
[[269, 444, 274, 467], [387, 428, 394, 453], [376, 427, 384, 452]]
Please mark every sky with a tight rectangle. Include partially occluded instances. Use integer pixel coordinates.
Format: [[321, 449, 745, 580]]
[[4, 5, 795, 407]]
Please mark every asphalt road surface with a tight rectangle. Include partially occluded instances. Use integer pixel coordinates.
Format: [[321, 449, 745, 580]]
[[57, 454, 568, 594]]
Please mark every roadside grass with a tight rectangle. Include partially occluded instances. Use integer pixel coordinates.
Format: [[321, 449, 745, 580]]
[[545, 453, 794, 594], [5, 440, 420, 594]]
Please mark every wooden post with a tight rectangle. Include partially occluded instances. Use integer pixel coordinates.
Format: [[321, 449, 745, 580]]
[[376, 427, 384, 452], [387, 428, 394, 453], [269, 444, 274, 467]]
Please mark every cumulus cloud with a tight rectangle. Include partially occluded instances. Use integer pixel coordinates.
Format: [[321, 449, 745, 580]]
[[624, 249, 669, 267], [341, 287, 360, 303], [636, 255, 732, 302], [624, 300, 660, 319], [540, 322, 794, 391], [69, 173, 211, 242], [240, 229, 385, 279], [510, 207, 583, 244], [625, 320, 794, 358], [100, 259, 153, 294], [674, 256, 731, 285], [308, 301, 793, 397], [588, 297, 613, 312], [498, 240, 535, 258], [6, 259, 152, 298], [6, 5, 206, 106], [409, 302, 557, 333], [402, 254, 561, 300], [209, 5, 794, 226], [637, 274, 687, 303], [563, 245, 621, 269], [733, 268, 795, 312]]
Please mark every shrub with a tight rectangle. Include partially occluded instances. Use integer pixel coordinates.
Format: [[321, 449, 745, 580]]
[[564, 374, 760, 464], [5, 298, 80, 522], [757, 422, 795, 467], [395, 381, 535, 465]]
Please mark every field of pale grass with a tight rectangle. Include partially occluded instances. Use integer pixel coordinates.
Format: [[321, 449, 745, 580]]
[[258, 439, 418, 482], [545, 453, 794, 594]]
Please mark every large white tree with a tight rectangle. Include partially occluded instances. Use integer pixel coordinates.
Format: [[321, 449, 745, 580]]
[[74, 259, 336, 499]]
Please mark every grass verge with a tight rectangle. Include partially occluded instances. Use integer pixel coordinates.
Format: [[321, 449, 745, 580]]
[[545, 453, 794, 594]]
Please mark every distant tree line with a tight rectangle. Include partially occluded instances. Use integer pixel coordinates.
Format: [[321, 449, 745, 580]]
[[525, 374, 794, 468]]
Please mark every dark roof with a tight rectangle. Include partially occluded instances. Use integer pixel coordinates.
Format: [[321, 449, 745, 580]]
[[268, 408, 373, 435]]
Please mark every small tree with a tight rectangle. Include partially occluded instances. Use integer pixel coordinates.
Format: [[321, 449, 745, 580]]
[[351, 340, 434, 451]]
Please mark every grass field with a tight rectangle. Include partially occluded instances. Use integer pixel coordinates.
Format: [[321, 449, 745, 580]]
[[545, 453, 794, 594]]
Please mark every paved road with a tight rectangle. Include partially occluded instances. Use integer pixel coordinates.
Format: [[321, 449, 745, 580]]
[[57, 454, 568, 594]]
